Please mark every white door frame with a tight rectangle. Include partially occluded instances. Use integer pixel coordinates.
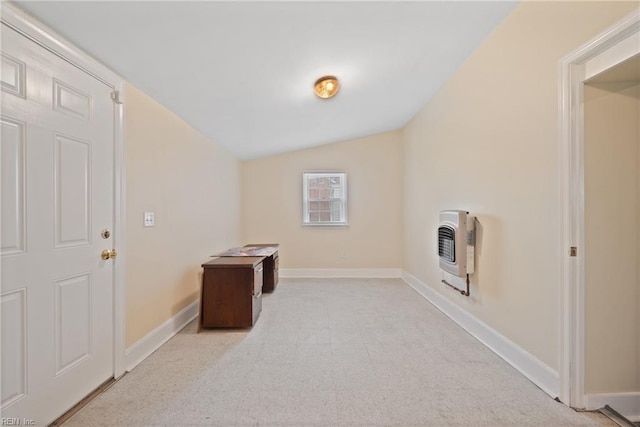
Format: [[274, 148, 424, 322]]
[[558, 7, 640, 409], [1, 3, 127, 379]]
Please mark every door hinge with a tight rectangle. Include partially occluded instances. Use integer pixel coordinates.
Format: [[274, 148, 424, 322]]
[[570, 247, 577, 257], [111, 90, 123, 104]]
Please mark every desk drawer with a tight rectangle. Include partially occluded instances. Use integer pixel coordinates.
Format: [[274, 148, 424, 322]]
[[273, 255, 279, 287], [252, 263, 263, 324], [254, 263, 264, 296]]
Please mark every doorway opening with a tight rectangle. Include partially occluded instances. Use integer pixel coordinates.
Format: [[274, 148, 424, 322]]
[[559, 8, 640, 423]]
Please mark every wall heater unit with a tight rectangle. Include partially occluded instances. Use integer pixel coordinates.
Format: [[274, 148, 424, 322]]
[[438, 210, 475, 277]]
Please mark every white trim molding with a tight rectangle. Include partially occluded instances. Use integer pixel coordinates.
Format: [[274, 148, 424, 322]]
[[0, 2, 123, 86], [113, 81, 127, 379], [585, 393, 640, 422], [124, 300, 199, 372], [1, 2, 128, 379], [402, 271, 560, 398], [280, 268, 402, 279], [558, 7, 640, 408]]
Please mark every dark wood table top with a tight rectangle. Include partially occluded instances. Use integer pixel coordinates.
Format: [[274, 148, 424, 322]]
[[215, 246, 278, 257]]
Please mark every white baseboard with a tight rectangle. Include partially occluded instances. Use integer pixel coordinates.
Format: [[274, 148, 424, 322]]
[[279, 268, 401, 278], [402, 270, 560, 398], [586, 392, 640, 421], [124, 300, 199, 372]]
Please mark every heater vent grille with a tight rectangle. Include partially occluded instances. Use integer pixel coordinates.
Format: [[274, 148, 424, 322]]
[[438, 210, 475, 277], [438, 226, 456, 262]]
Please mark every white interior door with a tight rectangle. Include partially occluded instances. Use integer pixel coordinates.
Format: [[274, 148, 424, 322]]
[[1, 23, 115, 426]]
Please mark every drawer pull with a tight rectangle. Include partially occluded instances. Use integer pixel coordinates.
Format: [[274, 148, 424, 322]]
[[256, 267, 263, 273]]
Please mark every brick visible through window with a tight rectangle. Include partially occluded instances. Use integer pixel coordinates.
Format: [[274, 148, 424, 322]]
[[302, 172, 347, 226]]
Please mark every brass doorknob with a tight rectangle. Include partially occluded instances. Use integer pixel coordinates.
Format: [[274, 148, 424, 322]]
[[101, 249, 117, 260]]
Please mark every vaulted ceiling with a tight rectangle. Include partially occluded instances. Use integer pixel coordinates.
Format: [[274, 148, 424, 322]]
[[15, 1, 517, 160]]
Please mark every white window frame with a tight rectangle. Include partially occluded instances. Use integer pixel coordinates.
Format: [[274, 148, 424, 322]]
[[302, 171, 348, 226]]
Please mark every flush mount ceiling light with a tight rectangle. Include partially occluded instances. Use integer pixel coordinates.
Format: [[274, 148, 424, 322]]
[[314, 75, 340, 99]]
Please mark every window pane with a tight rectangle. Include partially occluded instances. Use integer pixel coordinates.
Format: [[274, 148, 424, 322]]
[[303, 172, 347, 225], [331, 203, 342, 221]]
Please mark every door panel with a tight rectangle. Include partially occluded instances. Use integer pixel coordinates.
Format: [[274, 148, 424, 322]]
[[0, 117, 26, 255], [53, 78, 92, 120], [54, 133, 91, 248], [0, 53, 26, 98], [0, 289, 27, 408], [55, 273, 92, 376], [1, 23, 115, 425]]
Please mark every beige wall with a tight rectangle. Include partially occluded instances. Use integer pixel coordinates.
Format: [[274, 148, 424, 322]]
[[242, 131, 403, 269], [125, 84, 241, 346], [584, 82, 639, 394], [402, 1, 638, 371]]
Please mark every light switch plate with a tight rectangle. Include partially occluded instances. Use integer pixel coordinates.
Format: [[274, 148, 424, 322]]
[[144, 212, 155, 227]]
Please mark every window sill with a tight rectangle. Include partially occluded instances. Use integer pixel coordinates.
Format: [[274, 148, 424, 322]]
[[301, 223, 349, 227]]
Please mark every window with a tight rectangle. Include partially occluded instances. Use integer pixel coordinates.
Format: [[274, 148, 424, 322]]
[[302, 172, 347, 226]]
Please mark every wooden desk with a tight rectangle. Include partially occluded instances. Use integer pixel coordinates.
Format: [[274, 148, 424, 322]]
[[199, 257, 264, 330], [214, 244, 279, 293]]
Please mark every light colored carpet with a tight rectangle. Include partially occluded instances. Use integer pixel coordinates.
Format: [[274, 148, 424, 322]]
[[63, 278, 615, 426]]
